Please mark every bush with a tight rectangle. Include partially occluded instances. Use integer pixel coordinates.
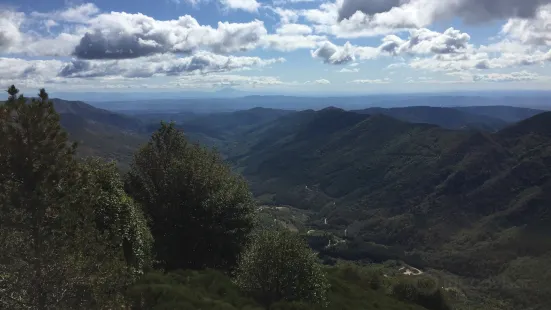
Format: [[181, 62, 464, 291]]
[[390, 277, 451, 310], [235, 230, 330, 307], [127, 270, 262, 310]]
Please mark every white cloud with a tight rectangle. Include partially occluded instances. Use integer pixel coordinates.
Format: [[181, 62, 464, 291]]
[[276, 23, 313, 35], [311, 41, 356, 64], [0, 11, 25, 53], [304, 78, 331, 84], [339, 67, 359, 72], [337, 0, 551, 28], [59, 53, 285, 78], [30, 3, 100, 23], [173, 74, 284, 88], [271, 7, 300, 24], [379, 28, 471, 55], [501, 4, 551, 46], [1, 8, 271, 59], [473, 71, 546, 82], [74, 13, 267, 59], [349, 78, 391, 84], [273, 0, 317, 5], [0, 57, 63, 80], [262, 34, 326, 51], [303, 0, 551, 39], [408, 48, 551, 72], [220, 0, 260, 12]]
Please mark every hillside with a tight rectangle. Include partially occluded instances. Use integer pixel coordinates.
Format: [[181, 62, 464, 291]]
[[353, 106, 509, 131], [226, 109, 551, 309], [51, 99, 147, 166], [456, 105, 544, 123], [137, 107, 295, 152]]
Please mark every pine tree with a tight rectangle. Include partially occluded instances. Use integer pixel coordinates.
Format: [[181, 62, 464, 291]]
[[126, 122, 255, 271], [0, 86, 149, 309]]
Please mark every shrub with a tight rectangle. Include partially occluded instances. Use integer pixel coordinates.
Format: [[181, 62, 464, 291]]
[[235, 230, 330, 307]]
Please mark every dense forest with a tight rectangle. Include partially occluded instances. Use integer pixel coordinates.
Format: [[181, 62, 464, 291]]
[[0, 87, 453, 309]]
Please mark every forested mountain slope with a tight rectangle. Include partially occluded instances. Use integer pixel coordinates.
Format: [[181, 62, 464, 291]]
[[456, 105, 544, 123], [227, 108, 551, 309], [51, 99, 147, 166], [353, 106, 509, 131]]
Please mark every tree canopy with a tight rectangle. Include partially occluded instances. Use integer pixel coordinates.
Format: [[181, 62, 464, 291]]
[[125, 122, 255, 271], [0, 87, 151, 309], [235, 229, 330, 307]]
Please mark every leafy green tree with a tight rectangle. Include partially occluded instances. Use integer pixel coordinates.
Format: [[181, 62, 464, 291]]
[[234, 229, 330, 307], [79, 158, 153, 272], [125, 122, 254, 271], [0, 87, 148, 309]]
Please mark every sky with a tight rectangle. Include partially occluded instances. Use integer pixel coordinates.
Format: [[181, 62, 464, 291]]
[[1, 0, 551, 95]]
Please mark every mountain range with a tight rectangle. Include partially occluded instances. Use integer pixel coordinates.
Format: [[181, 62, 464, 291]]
[[88, 94, 551, 113], [43, 96, 551, 309]]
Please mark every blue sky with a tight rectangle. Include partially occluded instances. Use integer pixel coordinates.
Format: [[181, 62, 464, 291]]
[[1, 0, 551, 95]]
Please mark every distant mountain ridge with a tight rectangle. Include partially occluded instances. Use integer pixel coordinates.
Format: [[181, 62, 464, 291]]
[[353, 106, 509, 131], [88, 95, 551, 113]]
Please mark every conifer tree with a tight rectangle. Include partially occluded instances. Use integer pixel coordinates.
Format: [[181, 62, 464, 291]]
[[0, 86, 149, 309], [126, 122, 255, 271]]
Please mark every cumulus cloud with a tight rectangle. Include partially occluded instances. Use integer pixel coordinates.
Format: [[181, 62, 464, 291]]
[[380, 28, 471, 55], [0, 58, 63, 80], [310, 40, 381, 64], [311, 41, 356, 64], [73, 13, 267, 59], [59, 53, 285, 78], [0, 11, 25, 53], [501, 4, 551, 46], [271, 7, 300, 24], [409, 48, 551, 72], [304, 0, 551, 38], [30, 3, 100, 23], [220, 0, 261, 12], [337, 0, 551, 26], [337, 0, 403, 22]]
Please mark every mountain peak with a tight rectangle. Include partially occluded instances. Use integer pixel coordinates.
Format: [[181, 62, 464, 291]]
[[319, 106, 345, 112], [499, 111, 551, 137]]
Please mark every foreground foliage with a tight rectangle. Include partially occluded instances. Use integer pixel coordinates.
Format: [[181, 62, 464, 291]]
[[125, 122, 255, 271], [128, 265, 435, 310], [235, 229, 330, 306], [0, 87, 150, 309]]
